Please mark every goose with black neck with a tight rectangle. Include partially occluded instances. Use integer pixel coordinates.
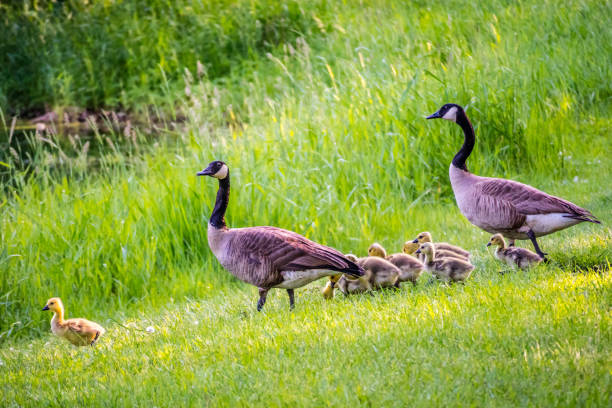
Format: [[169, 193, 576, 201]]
[[197, 160, 364, 311], [426, 104, 600, 260]]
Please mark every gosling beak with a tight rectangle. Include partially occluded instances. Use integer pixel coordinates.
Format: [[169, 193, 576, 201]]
[[412, 238, 419, 244], [426, 110, 442, 120], [42, 305, 49, 311], [415, 249, 421, 254], [330, 281, 336, 289], [486, 242, 491, 247]]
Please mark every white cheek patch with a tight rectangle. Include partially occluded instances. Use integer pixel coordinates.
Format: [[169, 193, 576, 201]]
[[442, 106, 458, 122], [212, 164, 229, 179]]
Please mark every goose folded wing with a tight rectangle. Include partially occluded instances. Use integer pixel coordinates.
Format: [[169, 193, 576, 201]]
[[233, 227, 363, 276], [476, 178, 598, 221]]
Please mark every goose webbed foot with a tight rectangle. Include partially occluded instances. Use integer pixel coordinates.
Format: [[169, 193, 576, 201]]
[[287, 289, 295, 310], [526, 230, 548, 261], [257, 288, 268, 311]]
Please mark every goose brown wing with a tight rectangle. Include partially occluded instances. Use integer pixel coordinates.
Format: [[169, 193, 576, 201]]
[[229, 226, 363, 277], [475, 177, 598, 222]]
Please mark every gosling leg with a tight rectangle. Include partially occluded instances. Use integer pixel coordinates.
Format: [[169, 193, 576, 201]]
[[257, 288, 268, 311], [526, 230, 548, 261], [287, 289, 295, 310]]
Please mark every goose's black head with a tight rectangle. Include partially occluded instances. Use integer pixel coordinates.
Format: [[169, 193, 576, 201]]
[[197, 160, 229, 179], [426, 103, 464, 122]]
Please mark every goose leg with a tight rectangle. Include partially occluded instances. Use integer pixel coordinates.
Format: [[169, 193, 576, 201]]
[[526, 230, 548, 261], [257, 288, 268, 311], [287, 289, 295, 310]]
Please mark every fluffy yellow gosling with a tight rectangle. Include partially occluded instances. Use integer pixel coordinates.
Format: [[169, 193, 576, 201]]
[[412, 231, 471, 260], [369, 243, 424, 286], [487, 234, 543, 269], [337, 269, 373, 295], [42, 297, 105, 346], [322, 273, 342, 300], [416, 242, 474, 283]]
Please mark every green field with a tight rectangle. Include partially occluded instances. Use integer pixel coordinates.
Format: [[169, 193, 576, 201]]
[[1, 0, 611, 406]]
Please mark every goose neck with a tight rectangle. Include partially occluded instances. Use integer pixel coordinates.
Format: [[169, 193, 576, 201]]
[[210, 174, 230, 229], [52, 308, 64, 325], [451, 111, 475, 171]]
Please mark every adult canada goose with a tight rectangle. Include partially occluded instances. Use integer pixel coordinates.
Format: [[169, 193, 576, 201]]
[[42, 298, 105, 346], [426, 104, 600, 259], [368, 243, 424, 285], [487, 234, 543, 269], [198, 160, 363, 311], [416, 243, 474, 283], [411, 232, 470, 260]]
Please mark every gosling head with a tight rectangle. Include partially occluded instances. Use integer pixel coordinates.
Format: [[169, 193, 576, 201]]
[[412, 231, 432, 244], [42, 297, 63, 313], [197, 160, 229, 179], [487, 234, 506, 248], [426, 103, 464, 122], [415, 242, 435, 258], [368, 243, 387, 258], [403, 241, 419, 255], [328, 273, 342, 288]]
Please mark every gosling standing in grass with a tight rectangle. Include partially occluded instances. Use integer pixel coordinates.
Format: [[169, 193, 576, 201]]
[[412, 231, 471, 260], [42, 297, 105, 346], [487, 234, 543, 269], [416, 242, 474, 283], [368, 243, 424, 286], [321, 274, 342, 300], [336, 254, 399, 294]]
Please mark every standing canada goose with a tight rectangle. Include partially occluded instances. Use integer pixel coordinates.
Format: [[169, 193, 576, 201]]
[[416, 242, 474, 283], [368, 243, 424, 285], [411, 231, 470, 260], [487, 234, 543, 269], [198, 160, 363, 311], [426, 104, 600, 259], [42, 298, 105, 346]]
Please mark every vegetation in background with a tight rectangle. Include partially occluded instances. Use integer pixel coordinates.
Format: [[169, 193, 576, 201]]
[[0, 0, 610, 404], [0, 0, 330, 114]]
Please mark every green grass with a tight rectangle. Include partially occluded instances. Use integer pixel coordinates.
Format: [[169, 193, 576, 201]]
[[1, 0, 611, 405]]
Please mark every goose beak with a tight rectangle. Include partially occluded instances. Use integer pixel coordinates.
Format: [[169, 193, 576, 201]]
[[197, 165, 214, 176], [42, 305, 49, 311], [486, 242, 491, 247], [412, 238, 419, 243], [426, 111, 442, 120]]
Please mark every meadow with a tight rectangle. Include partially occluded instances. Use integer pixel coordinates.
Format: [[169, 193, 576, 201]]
[[1, 0, 611, 406]]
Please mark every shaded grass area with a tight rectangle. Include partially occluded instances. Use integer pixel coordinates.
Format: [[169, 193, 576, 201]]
[[0, 0, 329, 114], [1, 265, 610, 406]]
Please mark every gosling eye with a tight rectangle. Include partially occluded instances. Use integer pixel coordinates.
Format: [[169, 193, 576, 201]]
[[49, 302, 54, 305]]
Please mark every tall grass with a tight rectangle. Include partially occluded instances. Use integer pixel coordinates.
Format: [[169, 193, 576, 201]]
[[1, 0, 611, 342], [0, 0, 330, 113]]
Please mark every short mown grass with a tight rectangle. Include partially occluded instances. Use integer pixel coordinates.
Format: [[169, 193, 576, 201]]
[[0, 0, 611, 405]]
